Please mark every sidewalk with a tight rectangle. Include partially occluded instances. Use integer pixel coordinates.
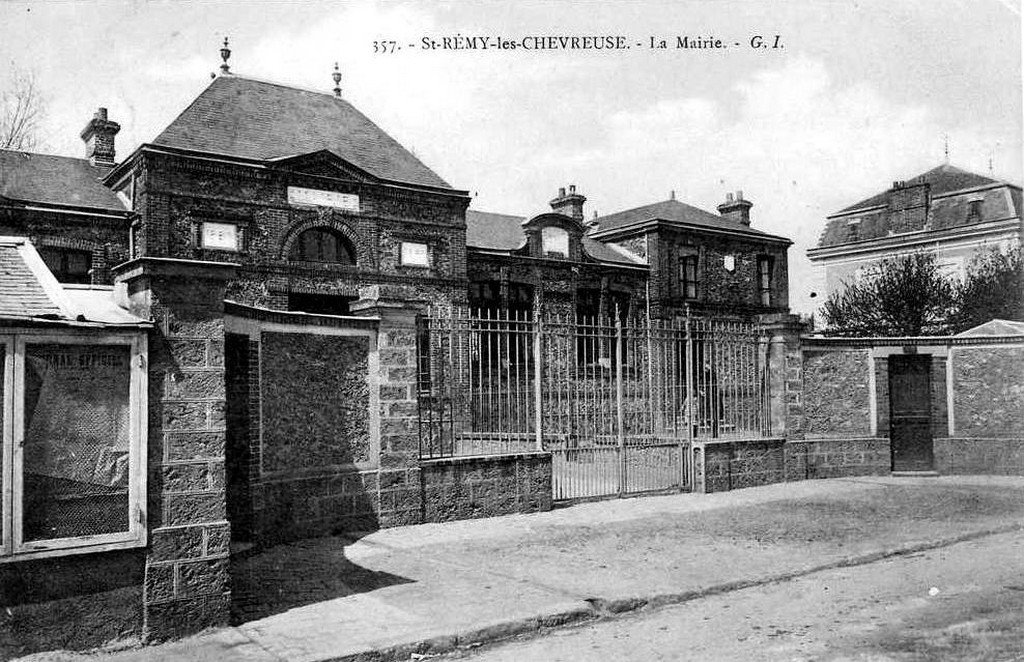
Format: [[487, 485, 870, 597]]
[[22, 476, 1024, 662]]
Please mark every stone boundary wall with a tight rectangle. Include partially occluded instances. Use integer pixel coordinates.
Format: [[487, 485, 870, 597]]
[[784, 438, 890, 480], [935, 438, 1024, 475], [421, 452, 553, 522]]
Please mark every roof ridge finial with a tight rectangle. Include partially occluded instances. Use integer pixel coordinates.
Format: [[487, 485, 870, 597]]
[[220, 37, 232, 75], [943, 133, 949, 164], [332, 62, 342, 97]]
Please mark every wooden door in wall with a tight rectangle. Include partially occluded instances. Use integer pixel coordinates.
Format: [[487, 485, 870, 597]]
[[888, 354, 934, 472]]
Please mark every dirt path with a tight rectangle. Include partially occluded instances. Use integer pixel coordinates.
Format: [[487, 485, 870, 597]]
[[447, 530, 1024, 661]]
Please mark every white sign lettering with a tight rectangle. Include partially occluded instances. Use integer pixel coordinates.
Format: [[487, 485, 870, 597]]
[[288, 186, 360, 212], [201, 222, 238, 251]]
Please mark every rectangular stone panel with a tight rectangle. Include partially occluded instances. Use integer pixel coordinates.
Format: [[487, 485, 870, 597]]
[[261, 332, 371, 471]]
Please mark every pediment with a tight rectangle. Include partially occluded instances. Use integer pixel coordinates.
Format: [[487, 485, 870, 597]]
[[270, 150, 375, 183]]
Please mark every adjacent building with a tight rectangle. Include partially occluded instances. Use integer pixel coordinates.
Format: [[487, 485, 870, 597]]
[[808, 163, 1023, 296]]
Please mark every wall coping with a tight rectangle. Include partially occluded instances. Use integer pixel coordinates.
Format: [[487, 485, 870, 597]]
[[420, 451, 551, 467], [691, 436, 785, 447], [113, 256, 238, 282], [803, 334, 1024, 348]]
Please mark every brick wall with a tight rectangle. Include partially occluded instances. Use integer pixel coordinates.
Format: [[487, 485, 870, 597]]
[[131, 151, 468, 311], [650, 227, 790, 318], [0, 206, 129, 285]]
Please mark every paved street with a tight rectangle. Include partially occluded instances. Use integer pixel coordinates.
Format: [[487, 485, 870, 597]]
[[445, 530, 1024, 661], [13, 476, 1024, 662]]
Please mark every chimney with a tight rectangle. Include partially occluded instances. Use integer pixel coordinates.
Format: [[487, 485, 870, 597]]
[[549, 184, 586, 221], [80, 107, 120, 168], [717, 189, 753, 226]]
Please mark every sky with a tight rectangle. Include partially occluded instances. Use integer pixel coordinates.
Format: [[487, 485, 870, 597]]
[[1, 0, 1021, 313]]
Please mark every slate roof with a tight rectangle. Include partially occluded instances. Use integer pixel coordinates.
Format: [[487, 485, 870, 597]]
[[0, 236, 62, 319], [0, 236, 147, 326], [0, 149, 126, 212], [814, 164, 1023, 250], [151, 74, 451, 190], [465, 210, 645, 266], [591, 199, 789, 242], [838, 164, 1005, 213]]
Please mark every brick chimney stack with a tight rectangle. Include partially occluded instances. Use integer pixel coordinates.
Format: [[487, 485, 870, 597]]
[[550, 184, 586, 221], [81, 107, 120, 168], [717, 190, 753, 226]]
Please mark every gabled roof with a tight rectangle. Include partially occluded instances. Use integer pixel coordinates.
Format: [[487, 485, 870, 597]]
[[151, 74, 451, 190], [591, 199, 789, 243], [838, 164, 1008, 214], [0, 149, 127, 212], [465, 209, 645, 266], [0, 236, 147, 327]]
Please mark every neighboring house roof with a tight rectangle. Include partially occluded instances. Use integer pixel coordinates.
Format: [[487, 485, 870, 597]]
[[839, 164, 1006, 213], [814, 164, 1023, 251], [956, 319, 1024, 337], [590, 199, 790, 243], [151, 74, 451, 190], [0, 149, 126, 212], [465, 209, 645, 266], [0, 236, 147, 327]]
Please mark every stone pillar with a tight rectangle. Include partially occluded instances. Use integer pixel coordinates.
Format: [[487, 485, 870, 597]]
[[114, 258, 237, 642], [759, 313, 807, 438], [351, 294, 424, 528]]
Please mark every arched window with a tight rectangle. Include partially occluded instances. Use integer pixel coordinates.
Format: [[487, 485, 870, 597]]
[[288, 228, 355, 264]]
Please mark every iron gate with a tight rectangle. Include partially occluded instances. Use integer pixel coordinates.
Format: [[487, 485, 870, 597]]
[[417, 307, 771, 501]]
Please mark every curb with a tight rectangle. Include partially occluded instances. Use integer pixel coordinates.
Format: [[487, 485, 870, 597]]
[[320, 522, 1024, 662]]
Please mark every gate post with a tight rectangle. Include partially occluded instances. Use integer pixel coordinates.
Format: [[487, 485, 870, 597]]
[[114, 257, 236, 642], [758, 313, 807, 438]]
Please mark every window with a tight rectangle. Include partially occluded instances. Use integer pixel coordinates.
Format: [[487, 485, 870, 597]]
[[681, 255, 699, 299], [400, 242, 429, 267], [967, 198, 983, 221], [200, 222, 239, 251], [758, 256, 774, 306], [0, 333, 147, 561], [541, 227, 569, 258], [39, 248, 92, 284], [289, 228, 356, 264], [469, 281, 501, 313]]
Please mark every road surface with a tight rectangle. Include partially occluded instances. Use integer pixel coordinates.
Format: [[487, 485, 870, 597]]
[[447, 531, 1024, 661]]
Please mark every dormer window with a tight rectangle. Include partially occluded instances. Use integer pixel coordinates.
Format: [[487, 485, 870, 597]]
[[967, 198, 983, 221], [541, 226, 569, 258]]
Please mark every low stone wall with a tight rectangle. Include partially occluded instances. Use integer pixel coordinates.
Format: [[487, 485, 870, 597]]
[[695, 437, 891, 493], [252, 469, 382, 546], [421, 452, 553, 522], [784, 437, 890, 480], [697, 439, 786, 493], [935, 438, 1024, 475]]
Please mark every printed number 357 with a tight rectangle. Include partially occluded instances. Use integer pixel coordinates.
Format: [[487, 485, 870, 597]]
[[373, 41, 397, 54]]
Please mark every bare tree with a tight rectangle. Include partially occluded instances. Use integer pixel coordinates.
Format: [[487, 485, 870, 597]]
[[821, 252, 957, 336], [0, 67, 45, 151]]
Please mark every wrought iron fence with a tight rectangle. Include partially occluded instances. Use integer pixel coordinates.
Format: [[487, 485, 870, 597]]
[[416, 306, 772, 499]]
